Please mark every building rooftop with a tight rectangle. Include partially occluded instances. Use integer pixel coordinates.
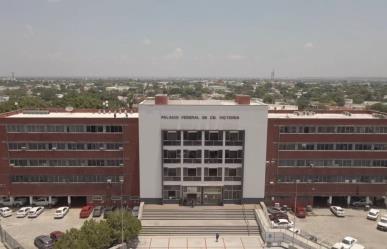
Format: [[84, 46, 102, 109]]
[[268, 111, 384, 119], [141, 99, 264, 106], [6, 111, 138, 119]]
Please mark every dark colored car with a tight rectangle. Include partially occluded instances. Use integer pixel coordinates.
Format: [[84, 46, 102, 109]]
[[269, 212, 289, 221], [103, 206, 117, 219], [79, 205, 94, 218], [92, 206, 104, 217], [49, 231, 64, 242], [267, 207, 287, 215], [34, 235, 54, 249], [352, 200, 373, 208]]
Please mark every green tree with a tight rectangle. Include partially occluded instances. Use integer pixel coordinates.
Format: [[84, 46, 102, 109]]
[[80, 220, 114, 249], [106, 210, 142, 242], [54, 228, 91, 249]]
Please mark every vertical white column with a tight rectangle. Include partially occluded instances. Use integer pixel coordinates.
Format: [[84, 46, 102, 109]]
[[48, 196, 52, 205], [67, 196, 72, 206], [9, 197, 14, 206], [328, 196, 332, 205], [29, 196, 33, 205], [222, 131, 226, 164], [347, 196, 351, 206]]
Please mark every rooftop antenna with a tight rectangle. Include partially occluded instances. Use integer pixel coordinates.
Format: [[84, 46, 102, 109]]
[[271, 69, 275, 81]]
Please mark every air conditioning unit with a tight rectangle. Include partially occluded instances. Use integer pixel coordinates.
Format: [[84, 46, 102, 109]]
[[118, 146, 123, 150], [9, 163, 15, 167], [21, 146, 27, 150], [345, 180, 350, 183], [352, 179, 357, 183], [51, 147, 57, 151], [99, 147, 105, 150], [119, 163, 124, 167]]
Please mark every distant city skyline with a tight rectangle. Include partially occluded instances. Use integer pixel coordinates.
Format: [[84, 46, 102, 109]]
[[1, 0, 387, 78]]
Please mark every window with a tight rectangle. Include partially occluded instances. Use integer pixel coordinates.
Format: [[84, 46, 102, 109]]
[[163, 168, 181, 181], [163, 150, 181, 163], [204, 131, 223, 146], [183, 168, 201, 181], [183, 150, 202, 163], [204, 150, 222, 163], [223, 185, 242, 200], [225, 131, 244, 146], [204, 168, 222, 181], [86, 125, 104, 133], [225, 168, 242, 181], [163, 185, 180, 200], [183, 131, 202, 146], [105, 125, 122, 133], [225, 150, 243, 163], [163, 131, 181, 145]]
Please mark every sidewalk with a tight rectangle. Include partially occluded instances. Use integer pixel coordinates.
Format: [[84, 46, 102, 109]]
[[134, 236, 264, 249]]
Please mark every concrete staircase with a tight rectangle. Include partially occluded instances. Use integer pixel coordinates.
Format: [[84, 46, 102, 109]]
[[140, 206, 260, 236], [141, 208, 257, 220]]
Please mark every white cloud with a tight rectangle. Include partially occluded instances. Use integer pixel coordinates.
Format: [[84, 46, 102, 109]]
[[227, 54, 246, 60], [143, 38, 152, 45], [304, 42, 314, 49], [165, 47, 184, 60]]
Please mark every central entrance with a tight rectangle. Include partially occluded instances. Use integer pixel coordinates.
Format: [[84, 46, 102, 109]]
[[182, 186, 223, 206]]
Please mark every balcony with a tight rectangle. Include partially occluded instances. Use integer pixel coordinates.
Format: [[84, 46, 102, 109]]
[[183, 176, 201, 181], [204, 158, 222, 164], [183, 158, 201, 164], [163, 140, 181, 146], [163, 176, 181, 181], [204, 176, 222, 181], [204, 140, 223, 146], [225, 158, 242, 164], [225, 140, 243, 146], [183, 140, 202, 146], [163, 158, 181, 164], [224, 176, 242, 181]]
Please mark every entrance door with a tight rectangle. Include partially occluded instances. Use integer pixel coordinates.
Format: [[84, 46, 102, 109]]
[[202, 186, 223, 205]]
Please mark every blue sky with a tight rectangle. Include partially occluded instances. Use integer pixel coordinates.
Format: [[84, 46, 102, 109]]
[[1, 0, 387, 78]]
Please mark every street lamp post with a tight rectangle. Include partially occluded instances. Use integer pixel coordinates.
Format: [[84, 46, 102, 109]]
[[293, 179, 300, 246], [119, 176, 124, 245]]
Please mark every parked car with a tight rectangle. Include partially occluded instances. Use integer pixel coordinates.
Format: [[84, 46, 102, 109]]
[[92, 206, 104, 217], [16, 206, 32, 218], [79, 205, 94, 218], [0, 197, 27, 207], [32, 197, 58, 206], [377, 215, 387, 231], [54, 206, 69, 219], [340, 237, 358, 249], [0, 207, 12, 217], [269, 212, 289, 221], [28, 206, 44, 218], [49, 231, 64, 242], [295, 207, 306, 218], [34, 235, 54, 249], [330, 206, 345, 217], [267, 206, 287, 215], [271, 218, 294, 228], [103, 206, 117, 219], [367, 209, 380, 220], [351, 200, 373, 208], [131, 206, 139, 217]]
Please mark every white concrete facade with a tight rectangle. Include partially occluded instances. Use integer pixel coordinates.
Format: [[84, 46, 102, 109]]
[[139, 97, 268, 204]]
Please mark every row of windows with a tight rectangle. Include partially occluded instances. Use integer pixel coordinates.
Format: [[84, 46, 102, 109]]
[[278, 159, 387, 167], [279, 143, 387, 151], [163, 149, 243, 164], [277, 175, 387, 183], [10, 159, 124, 167], [11, 175, 122, 183], [162, 130, 244, 146], [162, 185, 241, 200], [8, 143, 123, 151], [7, 125, 123, 133], [279, 126, 387, 134], [163, 167, 242, 181]]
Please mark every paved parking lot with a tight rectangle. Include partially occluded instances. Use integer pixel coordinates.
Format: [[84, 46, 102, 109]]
[[294, 208, 387, 249], [1, 207, 96, 249]]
